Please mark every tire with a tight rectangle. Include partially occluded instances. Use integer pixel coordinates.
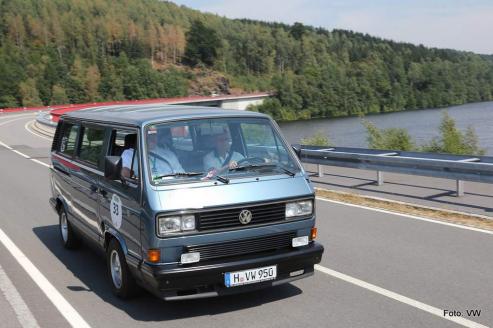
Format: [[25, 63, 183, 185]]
[[106, 238, 138, 299], [59, 208, 79, 249]]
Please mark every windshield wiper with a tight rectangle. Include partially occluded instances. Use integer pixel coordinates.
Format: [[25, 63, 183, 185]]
[[278, 166, 296, 177], [230, 163, 296, 177], [215, 175, 230, 184], [153, 172, 203, 180], [229, 163, 277, 172]]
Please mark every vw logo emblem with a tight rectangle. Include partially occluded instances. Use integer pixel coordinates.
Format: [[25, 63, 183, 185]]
[[238, 209, 252, 225]]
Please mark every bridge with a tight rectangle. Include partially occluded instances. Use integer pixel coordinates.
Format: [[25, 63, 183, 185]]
[[1, 92, 271, 124], [0, 110, 491, 328]]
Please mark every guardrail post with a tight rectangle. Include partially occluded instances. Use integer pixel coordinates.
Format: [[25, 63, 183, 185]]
[[317, 164, 324, 177], [456, 180, 464, 197], [376, 171, 384, 186]]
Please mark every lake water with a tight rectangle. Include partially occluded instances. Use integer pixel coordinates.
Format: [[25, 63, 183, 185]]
[[278, 101, 493, 155]]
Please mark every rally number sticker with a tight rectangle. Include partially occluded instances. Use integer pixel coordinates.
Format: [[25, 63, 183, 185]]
[[110, 194, 122, 229]]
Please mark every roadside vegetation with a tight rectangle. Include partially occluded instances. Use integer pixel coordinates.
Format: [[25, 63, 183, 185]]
[[300, 131, 331, 147], [420, 112, 486, 155], [301, 111, 485, 156], [316, 188, 493, 231], [363, 111, 485, 155], [1, 0, 493, 119], [362, 120, 415, 151]]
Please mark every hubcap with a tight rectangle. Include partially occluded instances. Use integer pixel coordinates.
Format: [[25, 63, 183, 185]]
[[110, 250, 123, 289], [60, 212, 68, 243]]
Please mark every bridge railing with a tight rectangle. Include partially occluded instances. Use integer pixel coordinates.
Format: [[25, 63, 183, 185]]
[[292, 145, 493, 197]]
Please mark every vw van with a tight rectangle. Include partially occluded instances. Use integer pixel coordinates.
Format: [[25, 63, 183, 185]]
[[49, 105, 324, 300]]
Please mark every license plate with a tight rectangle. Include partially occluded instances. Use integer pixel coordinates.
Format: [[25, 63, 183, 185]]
[[225, 265, 277, 287]]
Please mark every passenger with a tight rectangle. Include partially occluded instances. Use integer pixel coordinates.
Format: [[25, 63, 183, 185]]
[[148, 126, 184, 178], [121, 134, 138, 179], [203, 130, 244, 173]]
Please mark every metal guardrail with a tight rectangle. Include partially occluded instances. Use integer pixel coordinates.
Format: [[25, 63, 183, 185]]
[[36, 111, 57, 128], [293, 145, 493, 197]]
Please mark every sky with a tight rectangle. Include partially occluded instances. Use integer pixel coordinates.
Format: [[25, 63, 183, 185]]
[[171, 0, 493, 54]]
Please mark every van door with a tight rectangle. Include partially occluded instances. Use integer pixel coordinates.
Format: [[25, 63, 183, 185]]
[[98, 128, 142, 261], [70, 124, 106, 242]]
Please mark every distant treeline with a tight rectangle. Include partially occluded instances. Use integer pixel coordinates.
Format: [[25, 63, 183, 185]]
[[1, 0, 493, 120]]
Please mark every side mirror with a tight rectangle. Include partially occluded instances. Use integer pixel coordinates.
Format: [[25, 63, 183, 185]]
[[291, 144, 302, 159], [104, 156, 122, 180]]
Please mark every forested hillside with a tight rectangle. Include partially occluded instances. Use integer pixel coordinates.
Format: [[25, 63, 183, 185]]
[[1, 0, 493, 120]]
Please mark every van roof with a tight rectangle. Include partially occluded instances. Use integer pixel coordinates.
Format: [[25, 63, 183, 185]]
[[62, 104, 270, 126]]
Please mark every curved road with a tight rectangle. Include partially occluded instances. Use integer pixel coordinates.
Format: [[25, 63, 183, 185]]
[[0, 112, 492, 328]]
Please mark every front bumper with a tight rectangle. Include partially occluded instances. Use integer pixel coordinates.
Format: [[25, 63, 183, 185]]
[[139, 242, 324, 300]]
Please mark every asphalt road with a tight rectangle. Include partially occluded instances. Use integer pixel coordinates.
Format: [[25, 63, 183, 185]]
[[304, 163, 493, 218], [0, 112, 492, 328]]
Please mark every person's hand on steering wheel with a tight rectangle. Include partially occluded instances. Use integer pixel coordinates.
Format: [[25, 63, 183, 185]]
[[228, 160, 239, 170]]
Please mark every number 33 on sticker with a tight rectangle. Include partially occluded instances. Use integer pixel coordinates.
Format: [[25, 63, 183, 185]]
[[110, 194, 123, 229]]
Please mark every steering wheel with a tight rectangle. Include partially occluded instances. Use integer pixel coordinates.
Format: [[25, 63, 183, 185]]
[[237, 157, 266, 165]]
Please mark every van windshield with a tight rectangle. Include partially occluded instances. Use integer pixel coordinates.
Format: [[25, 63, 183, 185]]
[[145, 117, 300, 184]]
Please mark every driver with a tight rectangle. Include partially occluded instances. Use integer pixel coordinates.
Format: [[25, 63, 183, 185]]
[[147, 126, 185, 178], [203, 130, 244, 173]]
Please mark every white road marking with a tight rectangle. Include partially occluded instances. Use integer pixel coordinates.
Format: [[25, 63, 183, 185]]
[[315, 265, 488, 328], [24, 120, 53, 141], [0, 113, 37, 120], [0, 114, 51, 168], [0, 116, 36, 127], [316, 197, 493, 235], [0, 140, 50, 168], [0, 264, 40, 328], [29, 158, 51, 168], [0, 228, 91, 328]]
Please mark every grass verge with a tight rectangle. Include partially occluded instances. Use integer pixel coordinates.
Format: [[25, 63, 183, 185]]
[[315, 187, 493, 231]]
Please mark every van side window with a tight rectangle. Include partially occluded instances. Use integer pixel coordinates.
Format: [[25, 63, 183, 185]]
[[78, 126, 104, 166], [59, 123, 79, 157], [109, 129, 139, 180]]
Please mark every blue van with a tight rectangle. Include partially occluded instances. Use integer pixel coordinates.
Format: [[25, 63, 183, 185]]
[[49, 105, 324, 300]]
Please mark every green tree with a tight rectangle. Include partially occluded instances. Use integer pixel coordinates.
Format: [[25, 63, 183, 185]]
[[363, 120, 415, 151], [301, 131, 331, 146], [184, 20, 221, 67], [50, 84, 69, 105], [0, 95, 19, 108], [19, 78, 42, 107], [422, 111, 485, 155]]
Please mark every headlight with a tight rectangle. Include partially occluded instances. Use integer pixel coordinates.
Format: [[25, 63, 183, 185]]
[[157, 215, 196, 236], [286, 200, 313, 218]]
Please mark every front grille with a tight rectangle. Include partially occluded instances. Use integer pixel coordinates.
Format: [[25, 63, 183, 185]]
[[198, 202, 286, 231], [186, 232, 295, 261]]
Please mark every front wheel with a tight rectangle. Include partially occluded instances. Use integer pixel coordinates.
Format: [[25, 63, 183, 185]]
[[106, 239, 138, 299]]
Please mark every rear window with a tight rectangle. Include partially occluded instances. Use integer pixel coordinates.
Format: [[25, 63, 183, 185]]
[[78, 126, 105, 166], [171, 126, 193, 151], [59, 123, 79, 157]]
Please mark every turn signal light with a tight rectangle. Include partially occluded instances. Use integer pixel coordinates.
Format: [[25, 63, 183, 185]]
[[310, 227, 317, 240], [147, 249, 161, 263]]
